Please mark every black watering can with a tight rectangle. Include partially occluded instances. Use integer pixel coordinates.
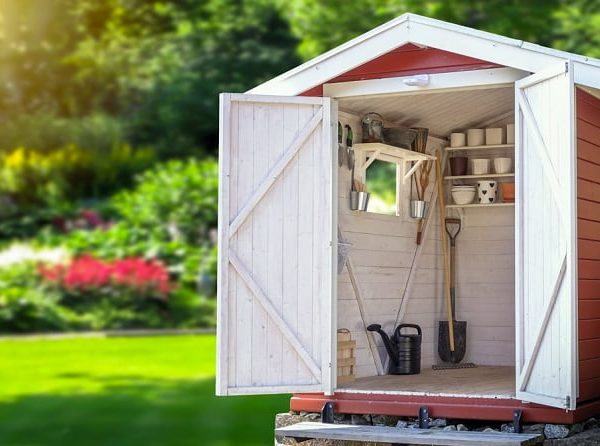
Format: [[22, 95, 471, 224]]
[[367, 323, 422, 375]]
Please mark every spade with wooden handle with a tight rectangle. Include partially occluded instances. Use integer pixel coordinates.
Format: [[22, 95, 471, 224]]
[[435, 152, 455, 353]]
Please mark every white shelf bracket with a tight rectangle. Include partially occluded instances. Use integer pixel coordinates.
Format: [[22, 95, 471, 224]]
[[402, 159, 423, 184], [360, 149, 381, 171]]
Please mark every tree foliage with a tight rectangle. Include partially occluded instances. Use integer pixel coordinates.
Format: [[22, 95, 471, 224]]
[[0, 0, 300, 156], [280, 0, 600, 60], [0, 0, 599, 158]]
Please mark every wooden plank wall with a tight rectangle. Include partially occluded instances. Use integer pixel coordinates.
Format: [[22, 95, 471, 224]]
[[577, 88, 600, 402], [449, 208, 515, 366], [337, 112, 515, 376]]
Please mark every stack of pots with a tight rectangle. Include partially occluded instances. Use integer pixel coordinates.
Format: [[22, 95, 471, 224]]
[[448, 124, 515, 205]]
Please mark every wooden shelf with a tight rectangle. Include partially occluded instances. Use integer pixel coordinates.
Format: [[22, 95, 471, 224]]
[[445, 173, 515, 180], [445, 143, 514, 152], [446, 202, 515, 209], [354, 143, 435, 184], [354, 143, 436, 162]]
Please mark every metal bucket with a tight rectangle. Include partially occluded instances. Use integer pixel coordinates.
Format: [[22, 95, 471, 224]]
[[350, 191, 370, 211], [357, 192, 370, 211], [410, 200, 428, 219], [350, 191, 359, 210]]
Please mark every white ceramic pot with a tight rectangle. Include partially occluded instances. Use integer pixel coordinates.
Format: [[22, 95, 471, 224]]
[[494, 157, 512, 174], [477, 180, 498, 204], [450, 132, 466, 147], [471, 158, 490, 175], [467, 129, 485, 146], [506, 124, 515, 144], [451, 186, 476, 205], [485, 128, 505, 145]]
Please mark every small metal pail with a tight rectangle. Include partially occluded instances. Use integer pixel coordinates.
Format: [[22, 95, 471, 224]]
[[410, 200, 428, 219]]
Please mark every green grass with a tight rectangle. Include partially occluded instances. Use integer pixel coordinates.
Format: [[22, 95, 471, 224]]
[[0, 335, 289, 446]]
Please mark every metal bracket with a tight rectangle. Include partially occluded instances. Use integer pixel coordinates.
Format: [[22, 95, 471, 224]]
[[513, 409, 523, 434], [321, 401, 335, 424], [418, 406, 430, 429]]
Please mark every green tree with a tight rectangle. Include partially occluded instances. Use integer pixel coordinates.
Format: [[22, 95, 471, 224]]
[[280, 0, 600, 61], [553, 0, 600, 58], [66, 0, 301, 156]]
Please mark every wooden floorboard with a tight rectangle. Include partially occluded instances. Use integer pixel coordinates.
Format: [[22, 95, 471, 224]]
[[276, 422, 543, 445], [338, 366, 515, 397]]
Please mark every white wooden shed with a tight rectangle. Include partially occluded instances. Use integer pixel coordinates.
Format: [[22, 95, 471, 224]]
[[216, 13, 600, 424]]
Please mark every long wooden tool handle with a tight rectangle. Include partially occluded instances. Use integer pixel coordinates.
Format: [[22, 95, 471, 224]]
[[435, 153, 455, 352]]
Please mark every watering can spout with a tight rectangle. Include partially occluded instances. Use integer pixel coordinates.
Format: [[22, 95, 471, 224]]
[[367, 324, 399, 366]]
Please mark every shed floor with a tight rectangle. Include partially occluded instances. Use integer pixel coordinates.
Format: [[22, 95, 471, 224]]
[[338, 366, 515, 398]]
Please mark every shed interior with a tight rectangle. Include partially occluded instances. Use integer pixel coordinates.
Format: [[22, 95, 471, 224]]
[[335, 85, 517, 398]]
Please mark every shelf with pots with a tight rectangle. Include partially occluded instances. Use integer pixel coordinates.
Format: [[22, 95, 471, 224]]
[[442, 126, 516, 208], [446, 202, 515, 209], [445, 143, 514, 153], [444, 173, 514, 180]]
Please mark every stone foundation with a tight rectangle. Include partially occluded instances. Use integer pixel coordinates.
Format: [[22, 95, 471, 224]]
[[274, 412, 600, 445]]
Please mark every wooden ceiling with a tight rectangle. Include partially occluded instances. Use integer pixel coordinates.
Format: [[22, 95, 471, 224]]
[[339, 86, 514, 139]]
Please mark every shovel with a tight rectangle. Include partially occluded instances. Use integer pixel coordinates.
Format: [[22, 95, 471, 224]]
[[438, 217, 467, 364]]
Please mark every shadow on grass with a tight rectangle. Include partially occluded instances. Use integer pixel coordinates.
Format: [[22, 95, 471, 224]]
[[0, 376, 289, 446]]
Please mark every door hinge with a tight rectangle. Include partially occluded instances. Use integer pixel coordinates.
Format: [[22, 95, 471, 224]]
[[565, 61, 569, 73], [565, 395, 570, 410]]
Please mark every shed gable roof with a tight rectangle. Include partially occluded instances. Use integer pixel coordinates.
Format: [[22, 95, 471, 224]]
[[248, 13, 600, 96]]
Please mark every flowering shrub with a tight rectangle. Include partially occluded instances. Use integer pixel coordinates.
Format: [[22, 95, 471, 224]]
[[39, 256, 171, 298]]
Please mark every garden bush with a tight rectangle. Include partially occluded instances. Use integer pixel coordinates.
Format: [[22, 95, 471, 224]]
[[0, 157, 219, 333], [0, 262, 77, 333], [0, 144, 156, 210], [112, 158, 218, 243], [0, 252, 215, 333]]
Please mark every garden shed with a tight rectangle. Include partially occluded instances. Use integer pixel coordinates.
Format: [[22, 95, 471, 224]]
[[216, 13, 600, 425]]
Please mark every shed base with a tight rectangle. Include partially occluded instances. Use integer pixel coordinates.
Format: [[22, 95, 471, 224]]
[[290, 393, 600, 425]]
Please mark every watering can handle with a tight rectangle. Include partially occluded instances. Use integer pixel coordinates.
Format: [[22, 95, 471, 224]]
[[395, 324, 422, 337]]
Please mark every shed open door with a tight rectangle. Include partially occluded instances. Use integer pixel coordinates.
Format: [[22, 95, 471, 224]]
[[216, 94, 337, 396], [515, 62, 578, 409]]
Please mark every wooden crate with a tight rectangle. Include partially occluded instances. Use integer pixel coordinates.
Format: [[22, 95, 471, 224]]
[[337, 329, 356, 384]]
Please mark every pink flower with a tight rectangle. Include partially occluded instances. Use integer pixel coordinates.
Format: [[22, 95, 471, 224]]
[[38, 255, 171, 296]]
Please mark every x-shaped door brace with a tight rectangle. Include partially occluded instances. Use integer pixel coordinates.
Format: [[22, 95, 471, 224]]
[[225, 107, 325, 381], [228, 108, 323, 236], [229, 250, 322, 380], [517, 83, 570, 391]]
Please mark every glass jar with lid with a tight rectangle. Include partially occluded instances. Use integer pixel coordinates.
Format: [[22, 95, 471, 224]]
[[361, 113, 384, 143]]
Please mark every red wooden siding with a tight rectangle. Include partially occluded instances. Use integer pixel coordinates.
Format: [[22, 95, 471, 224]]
[[301, 44, 499, 96], [577, 88, 600, 403]]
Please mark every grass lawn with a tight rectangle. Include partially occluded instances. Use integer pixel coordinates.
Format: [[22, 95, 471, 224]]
[[0, 334, 289, 446]]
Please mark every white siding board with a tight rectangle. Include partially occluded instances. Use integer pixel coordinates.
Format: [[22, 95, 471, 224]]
[[266, 103, 284, 385], [251, 103, 270, 386], [282, 104, 301, 383], [298, 104, 316, 384], [236, 102, 255, 388]]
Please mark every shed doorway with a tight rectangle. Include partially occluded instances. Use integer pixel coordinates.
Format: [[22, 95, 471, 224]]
[[335, 84, 517, 399]]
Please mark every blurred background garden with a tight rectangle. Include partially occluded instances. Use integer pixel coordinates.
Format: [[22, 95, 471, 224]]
[[0, 0, 598, 445]]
